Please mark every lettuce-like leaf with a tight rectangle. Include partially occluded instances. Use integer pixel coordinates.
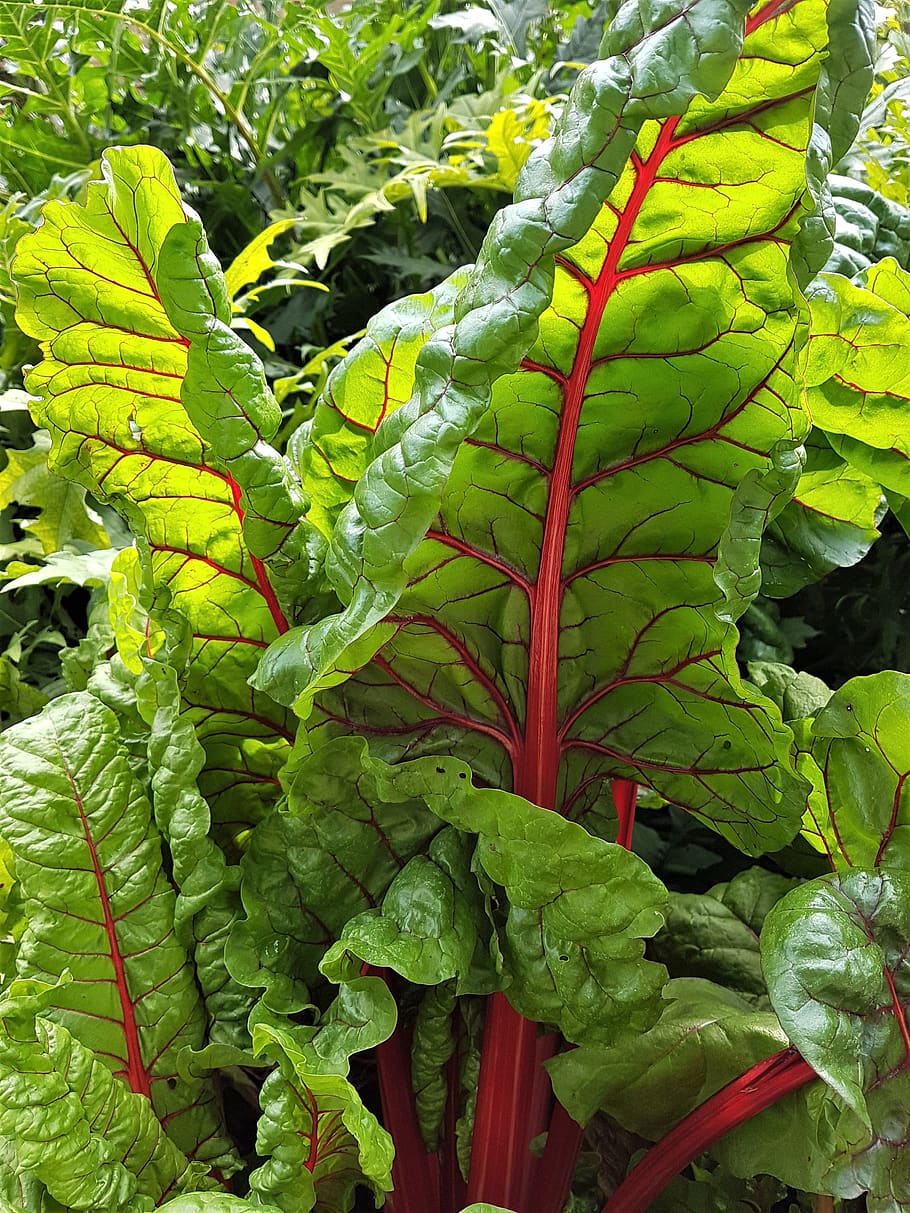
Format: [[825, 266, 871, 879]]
[[0, 693, 235, 1168], [258, 0, 823, 856], [0, 980, 214, 1210], [12, 147, 296, 839]]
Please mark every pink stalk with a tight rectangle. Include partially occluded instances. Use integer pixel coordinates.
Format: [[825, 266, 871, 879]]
[[602, 1048, 817, 1212]]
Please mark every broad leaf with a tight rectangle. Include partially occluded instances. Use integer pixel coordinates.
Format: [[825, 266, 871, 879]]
[[806, 258, 910, 508], [761, 870, 910, 1210], [258, 0, 824, 855], [0, 693, 235, 1168], [0, 430, 108, 555], [759, 433, 884, 598], [0, 979, 214, 1209], [546, 977, 787, 1136], [12, 146, 297, 839], [824, 175, 910, 277], [797, 672, 910, 870], [650, 867, 797, 1003]]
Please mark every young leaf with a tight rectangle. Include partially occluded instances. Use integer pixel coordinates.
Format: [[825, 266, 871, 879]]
[[797, 671, 910, 870], [12, 145, 296, 837], [248, 1018, 395, 1213], [0, 693, 235, 1168], [761, 869, 910, 1210], [0, 979, 214, 1209], [260, 0, 824, 855]]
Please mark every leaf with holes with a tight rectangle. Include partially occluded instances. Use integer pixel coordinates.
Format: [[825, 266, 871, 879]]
[[12, 146, 298, 842], [797, 671, 910, 871], [761, 869, 910, 1211], [259, 0, 824, 857], [0, 692, 237, 1171]]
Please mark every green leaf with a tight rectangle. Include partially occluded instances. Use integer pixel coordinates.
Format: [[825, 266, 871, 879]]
[[825, 174, 910, 277], [806, 259, 910, 499], [797, 671, 910, 870], [0, 979, 214, 1210], [12, 145, 296, 839], [160, 1199, 282, 1213], [249, 1018, 394, 1213], [759, 434, 885, 598], [411, 981, 457, 1151], [259, 0, 824, 856], [0, 693, 236, 1169], [747, 661, 832, 723], [649, 868, 797, 1004], [1, 544, 117, 591], [0, 430, 108, 555], [134, 658, 254, 1048], [340, 749, 669, 1045], [761, 869, 910, 1209], [547, 977, 787, 1136]]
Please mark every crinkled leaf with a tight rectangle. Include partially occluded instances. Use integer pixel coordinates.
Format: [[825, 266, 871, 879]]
[[411, 981, 457, 1151], [547, 977, 787, 1137], [260, 0, 823, 855], [0, 693, 235, 1168], [806, 259, 910, 500], [824, 175, 910, 277], [249, 1019, 394, 1213], [12, 145, 295, 839], [797, 671, 910, 870], [1, 544, 117, 592], [227, 736, 442, 1014], [761, 869, 910, 1209], [747, 660, 833, 723], [759, 434, 885, 597], [134, 658, 254, 1048], [346, 750, 669, 1045], [0, 979, 214, 1210], [160, 1198, 282, 1213], [0, 430, 108, 555]]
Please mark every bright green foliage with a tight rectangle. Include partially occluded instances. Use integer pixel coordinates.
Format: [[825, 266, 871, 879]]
[[0, 430, 108, 555], [0, 694, 235, 1169], [797, 671, 910, 869], [257, 0, 826, 858], [759, 433, 885, 597], [806, 259, 910, 513], [248, 1019, 394, 1212], [11, 148, 295, 839], [0, 980, 214, 1210], [761, 870, 910, 1210]]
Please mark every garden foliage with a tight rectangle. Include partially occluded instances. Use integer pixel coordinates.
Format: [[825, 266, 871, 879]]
[[2, 0, 910, 1211]]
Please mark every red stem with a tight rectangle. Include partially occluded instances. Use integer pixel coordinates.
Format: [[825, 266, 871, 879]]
[[466, 995, 542, 1207], [376, 1023, 440, 1213], [613, 779, 637, 850], [602, 1048, 817, 1212], [534, 1097, 586, 1213]]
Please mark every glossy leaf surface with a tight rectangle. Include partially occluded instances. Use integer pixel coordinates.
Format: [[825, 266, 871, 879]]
[[12, 146, 295, 838], [798, 672, 910, 870], [262, 0, 825, 855], [0, 980, 213, 1209], [761, 870, 910, 1210], [0, 693, 234, 1167]]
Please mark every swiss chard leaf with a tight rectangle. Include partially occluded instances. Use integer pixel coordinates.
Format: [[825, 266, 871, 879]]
[[797, 671, 910, 870], [546, 977, 788, 1138], [0, 979, 214, 1210], [12, 146, 297, 840], [761, 870, 910, 1210], [0, 693, 235, 1169], [258, 0, 823, 855]]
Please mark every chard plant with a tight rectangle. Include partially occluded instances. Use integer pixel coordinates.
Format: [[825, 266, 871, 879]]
[[3, 0, 910, 1211]]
